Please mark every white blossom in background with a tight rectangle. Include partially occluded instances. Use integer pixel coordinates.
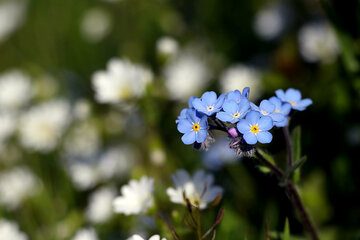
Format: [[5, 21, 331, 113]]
[[64, 121, 100, 159], [0, 166, 39, 210], [71, 228, 98, 240], [92, 58, 153, 104], [97, 145, 135, 180], [19, 100, 71, 152], [167, 169, 223, 209], [0, 70, 32, 111], [81, 7, 111, 43], [73, 99, 92, 120], [253, 4, 287, 40], [156, 36, 179, 57], [68, 163, 99, 190], [0, 219, 28, 240], [0, 0, 27, 43], [220, 64, 262, 101], [298, 21, 340, 63], [127, 235, 167, 240], [113, 176, 154, 215], [85, 186, 116, 223], [0, 112, 16, 144], [164, 53, 210, 101]]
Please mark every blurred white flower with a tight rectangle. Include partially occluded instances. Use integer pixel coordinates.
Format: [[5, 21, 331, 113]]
[[127, 235, 167, 240], [68, 163, 99, 190], [64, 121, 100, 159], [113, 176, 154, 215], [0, 70, 32, 111], [0, 0, 26, 43], [254, 4, 286, 40], [73, 99, 92, 120], [92, 58, 153, 104], [85, 186, 116, 223], [0, 112, 16, 144], [0, 219, 28, 240], [220, 64, 262, 101], [164, 53, 210, 101], [156, 36, 178, 56], [298, 21, 340, 63], [97, 145, 135, 180], [19, 99, 71, 152], [71, 228, 98, 240], [202, 138, 238, 171], [167, 169, 223, 209], [81, 7, 111, 43], [149, 148, 166, 165], [0, 166, 39, 210]]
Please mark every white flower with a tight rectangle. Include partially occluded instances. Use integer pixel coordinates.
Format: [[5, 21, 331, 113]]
[[298, 21, 340, 63], [253, 4, 286, 40], [92, 58, 153, 104], [127, 234, 167, 240], [71, 228, 98, 240], [97, 145, 135, 180], [0, 70, 32, 111], [113, 176, 154, 215], [220, 64, 262, 101], [0, 166, 39, 210], [0, 219, 28, 240], [156, 36, 178, 56], [81, 8, 111, 43], [73, 99, 92, 120], [166, 169, 223, 209], [19, 99, 71, 152], [0, 0, 26, 43], [164, 53, 210, 101], [0, 112, 16, 144], [68, 163, 99, 190], [85, 186, 116, 223]]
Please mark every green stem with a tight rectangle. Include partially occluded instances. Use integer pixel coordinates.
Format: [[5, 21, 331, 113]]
[[283, 124, 293, 168], [196, 208, 202, 240]]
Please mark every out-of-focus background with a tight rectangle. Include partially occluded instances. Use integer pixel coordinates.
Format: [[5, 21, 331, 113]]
[[0, 0, 359, 239]]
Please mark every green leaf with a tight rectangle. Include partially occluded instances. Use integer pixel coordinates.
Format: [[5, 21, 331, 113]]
[[291, 126, 301, 163], [283, 218, 290, 240], [285, 156, 307, 180], [256, 149, 276, 174]]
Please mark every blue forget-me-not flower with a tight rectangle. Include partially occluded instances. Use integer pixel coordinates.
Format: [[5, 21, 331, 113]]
[[226, 87, 250, 103], [237, 111, 274, 144], [275, 88, 312, 111], [216, 99, 250, 123], [251, 99, 287, 127], [268, 96, 291, 127], [177, 109, 208, 145], [193, 91, 225, 116]]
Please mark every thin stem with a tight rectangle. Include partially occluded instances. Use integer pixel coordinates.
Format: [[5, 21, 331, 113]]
[[283, 125, 293, 168], [196, 208, 202, 240], [285, 181, 320, 240], [255, 150, 320, 240]]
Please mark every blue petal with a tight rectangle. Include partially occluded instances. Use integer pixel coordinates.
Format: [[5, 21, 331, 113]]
[[192, 99, 208, 114], [238, 99, 250, 115], [177, 119, 192, 133], [269, 96, 282, 109], [258, 116, 273, 131], [260, 100, 275, 113], [199, 116, 208, 129], [214, 94, 225, 109], [222, 100, 238, 114], [280, 103, 292, 115], [274, 118, 288, 127], [227, 90, 241, 102], [285, 88, 301, 102], [237, 119, 251, 133], [243, 132, 257, 144], [201, 91, 217, 105], [188, 96, 197, 108], [275, 89, 286, 101], [242, 87, 250, 99], [294, 98, 312, 111], [186, 109, 200, 123], [181, 131, 196, 144], [196, 130, 208, 143], [216, 112, 234, 123], [257, 131, 272, 143], [270, 112, 285, 122], [250, 102, 259, 111], [246, 111, 260, 125]]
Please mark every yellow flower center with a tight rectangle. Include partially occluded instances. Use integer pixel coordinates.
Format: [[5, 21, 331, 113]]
[[233, 112, 241, 118], [274, 110, 280, 113], [192, 123, 200, 132], [289, 101, 296, 106], [250, 125, 259, 134]]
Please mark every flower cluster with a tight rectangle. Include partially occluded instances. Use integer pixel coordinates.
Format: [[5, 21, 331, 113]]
[[176, 88, 312, 155]]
